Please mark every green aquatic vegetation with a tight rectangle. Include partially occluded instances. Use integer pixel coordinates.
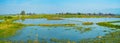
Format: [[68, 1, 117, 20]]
[[82, 22, 93, 25], [25, 24, 76, 27], [80, 28, 92, 33], [46, 17, 63, 20], [84, 28, 91, 32], [75, 27, 91, 33], [76, 27, 83, 31], [38, 24, 76, 27], [97, 22, 120, 29]]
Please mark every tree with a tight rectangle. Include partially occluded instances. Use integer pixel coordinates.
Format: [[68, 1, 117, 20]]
[[98, 13, 103, 15], [20, 11, 26, 20], [20, 10, 25, 15], [77, 13, 81, 15]]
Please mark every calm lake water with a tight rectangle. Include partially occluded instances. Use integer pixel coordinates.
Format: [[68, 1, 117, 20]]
[[1, 18, 120, 42], [0, 20, 4, 22]]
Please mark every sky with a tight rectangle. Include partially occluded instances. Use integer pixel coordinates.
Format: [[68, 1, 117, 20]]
[[0, 0, 120, 14]]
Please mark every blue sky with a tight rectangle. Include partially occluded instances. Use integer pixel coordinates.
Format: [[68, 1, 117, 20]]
[[0, 0, 120, 14]]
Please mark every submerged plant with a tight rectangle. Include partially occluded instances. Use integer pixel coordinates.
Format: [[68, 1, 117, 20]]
[[84, 28, 91, 32]]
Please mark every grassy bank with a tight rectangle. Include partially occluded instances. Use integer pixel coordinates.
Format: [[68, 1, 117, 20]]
[[0, 22, 24, 38], [1, 14, 118, 20]]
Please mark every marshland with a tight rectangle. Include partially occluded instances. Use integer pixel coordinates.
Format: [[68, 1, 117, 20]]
[[0, 0, 120, 43], [0, 11, 120, 43]]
